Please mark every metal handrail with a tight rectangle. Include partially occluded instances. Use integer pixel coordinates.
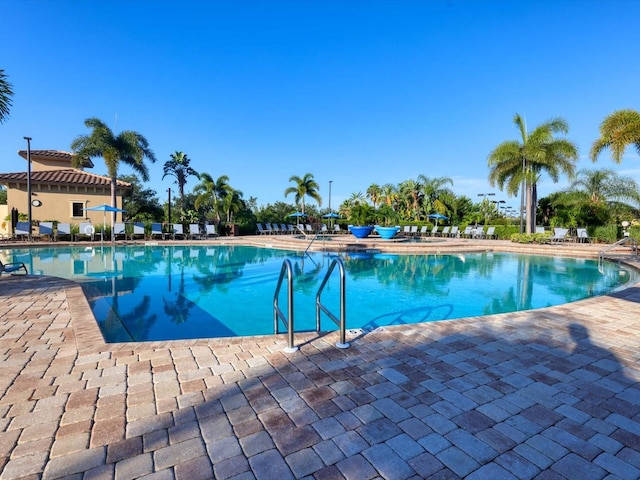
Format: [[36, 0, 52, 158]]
[[316, 257, 350, 349], [599, 237, 638, 261], [273, 259, 298, 352], [304, 233, 321, 255]]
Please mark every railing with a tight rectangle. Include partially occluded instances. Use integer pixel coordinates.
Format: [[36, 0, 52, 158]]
[[273, 259, 298, 352], [598, 237, 638, 271], [316, 258, 350, 349]]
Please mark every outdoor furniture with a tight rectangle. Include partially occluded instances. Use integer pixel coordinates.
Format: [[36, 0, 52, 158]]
[[15, 222, 30, 240], [172, 224, 185, 240], [76, 222, 94, 241], [56, 223, 72, 241], [130, 223, 145, 240], [113, 222, 127, 240], [205, 224, 218, 238], [480, 226, 496, 239], [576, 228, 591, 243], [429, 226, 439, 236], [550, 228, 570, 243], [419, 226, 428, 236], [410, 226, 418, 236], [438, 226, 450, 237], [0, 260, 28, 275], [189, 224, 201, 240], [38, 222, 54, 241], [448, 226, 459, 237], [461, 226, 473, 238], [150, 223, 164, 240]]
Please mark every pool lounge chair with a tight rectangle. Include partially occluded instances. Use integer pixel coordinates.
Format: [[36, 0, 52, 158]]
[[113, 222, 127, 240], [56, 223, 72, 241], [38, 222, 54, 241], [256, 223, 267, 235], [76, 222, 95, 241], [189, 224, 201, 240], [334, 224, 343, 234], [438, 226, 450, 237], [287, 224, 296, 234], [0, 259, 28, 275], [535, 226, 546, 234], [150, 223, 164, 240], [272, 224, 281, 234], [419, 226, 428, 236], [461, 226, 473, 238], [480, 226, 496, 239], [130, 222, 145, 240], [410, 225, 418, 236], [172, 224, 185, 240], [576, 228, 591, 243], [429, 226, 439, 236], [15, 222, 31, 240], [448, 226, 459, 238], [205, 224, 218, 238], [549, 228, 570, 243], [402, 226, 411, 236]]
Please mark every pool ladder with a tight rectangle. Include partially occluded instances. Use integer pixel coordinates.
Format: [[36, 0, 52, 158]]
[[273, 257, 349, 352]]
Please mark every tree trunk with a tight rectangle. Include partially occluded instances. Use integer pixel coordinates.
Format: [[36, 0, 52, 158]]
[[530, 183, 538, 233], [111, 176, 117, 225]]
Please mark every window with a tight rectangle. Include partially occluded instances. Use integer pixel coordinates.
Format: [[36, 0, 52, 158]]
[[71, 202, 84, 218]]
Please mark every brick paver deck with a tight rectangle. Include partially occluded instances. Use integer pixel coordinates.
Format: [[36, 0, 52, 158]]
[[1, 240, 639, 479]]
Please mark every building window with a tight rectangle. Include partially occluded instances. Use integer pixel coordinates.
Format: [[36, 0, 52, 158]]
[[71, 202, 85, 218]]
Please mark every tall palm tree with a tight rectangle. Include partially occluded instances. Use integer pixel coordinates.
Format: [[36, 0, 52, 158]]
[[0, 69, 13, 124], [162, 151, 199, 214], [193, 173, 232, 223], [591, 109, 640, 164], [221, 187, 244, 222], [488, 114, 578, 233], [71, 117, 156, 222], [380, 183, 398, 208], [284, 173, 322, 214], [366, 183, 382, 208], [418, 175, 453, 215]]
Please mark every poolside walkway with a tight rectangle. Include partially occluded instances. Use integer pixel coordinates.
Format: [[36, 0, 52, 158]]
[[1, 241, 640, 479]]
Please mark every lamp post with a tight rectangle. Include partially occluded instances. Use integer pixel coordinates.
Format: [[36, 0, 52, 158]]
[[477, 192, 495, 224], [328, 180, 333, 227], [24, 137, 32, 241], [167, 188, 171, 226]]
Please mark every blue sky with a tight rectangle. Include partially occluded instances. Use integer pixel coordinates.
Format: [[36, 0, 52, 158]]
[[1, 0, 639, 212]]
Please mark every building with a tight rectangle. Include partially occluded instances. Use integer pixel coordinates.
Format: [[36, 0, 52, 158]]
[[0, 150, 131, 236]]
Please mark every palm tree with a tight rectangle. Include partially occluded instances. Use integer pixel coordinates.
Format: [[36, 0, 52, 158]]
[[418, 175, 453, 217], [488, 114, 578, 233], [569, 168, 640, 206], [380, 183, 398, 208], [591, 109, 640, 164], [162, 152, 199, 214], [366, 183, 382, 208], [0, 69, 13, 124], [71, 117, 156, 222], [221, 187, 244, 222], [193, 173, 232, 223], [284, 173, 322, 214]]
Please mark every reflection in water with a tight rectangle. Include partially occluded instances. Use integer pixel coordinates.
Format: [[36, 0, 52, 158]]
[[2, 246, 636, 342]]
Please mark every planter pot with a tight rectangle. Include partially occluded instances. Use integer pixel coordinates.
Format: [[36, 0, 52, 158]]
[[348, 225, 375, 238], [374, 226, 400, 240]]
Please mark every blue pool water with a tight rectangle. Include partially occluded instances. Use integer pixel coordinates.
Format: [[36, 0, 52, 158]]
[[3, 245, 637, 342]]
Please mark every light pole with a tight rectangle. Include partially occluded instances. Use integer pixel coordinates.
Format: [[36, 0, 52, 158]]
[[477, 192, 495, 224], [520, 156, 526, 234], [167, 188, 171, 226], [328, 180, 332, 213], [24, 137, 32, 241]]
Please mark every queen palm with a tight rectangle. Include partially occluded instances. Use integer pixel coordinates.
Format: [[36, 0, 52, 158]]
[[193, 173, 232, 223], [418, 175, 453, 218], [569, 168, 640, 206], [591, 109, 640, 164], [366, 183, 382, 208], [284, 173, 322, 214], [488, 114, 578, 233], [0, 69, 13, 124], [162, 151, 199, 214], [71, 117, 156, 222]]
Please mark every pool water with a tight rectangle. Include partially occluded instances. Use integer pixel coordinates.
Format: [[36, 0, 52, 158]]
[[4, 245, 637, 342]]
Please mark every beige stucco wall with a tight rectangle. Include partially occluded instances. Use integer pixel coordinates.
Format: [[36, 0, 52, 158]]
[[0, 204, 8, 237]]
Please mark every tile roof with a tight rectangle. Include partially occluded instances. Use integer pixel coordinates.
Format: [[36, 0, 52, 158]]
[[0, 169, 131, 188], [18, 149, 95, 168]]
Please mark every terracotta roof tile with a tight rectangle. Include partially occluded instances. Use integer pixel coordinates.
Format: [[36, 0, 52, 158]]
[[18, 149, 94, 168], [0, 169, 131, 188]]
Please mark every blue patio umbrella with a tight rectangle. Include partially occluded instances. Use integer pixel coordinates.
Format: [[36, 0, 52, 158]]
[[322, 212, 340, 218], [85, 204, 125, 242], [428, 213, 449, 220], [288, 211, 307, 224]]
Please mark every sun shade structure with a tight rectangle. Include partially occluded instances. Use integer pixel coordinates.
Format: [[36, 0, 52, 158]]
[[85, 204, 125, 242]]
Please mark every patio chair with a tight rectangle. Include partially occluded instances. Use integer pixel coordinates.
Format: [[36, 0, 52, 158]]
[[130, 222, 145, 240], [264, 223, 273, 234], [448, 226, 459, 237], [429, 226, 439, 236], [305, 224, 314, 234], [76, 222, 95, 241], [334, 224, 343, 234], [189, 224, 201, 240], [15, 222, 31, 240], [535, 226, 546, 234], [150, 223, 165, 240], [205, 224, 218, 238], [549, 228, 570, 243], [172, 224, 185, 240], [480, 226, 496, 239], [287, 224, 296, 234], [461, 226, 473, 238], [403, 226, 411, 236], [410, 226, 418, 236], [256, 223, 267, 235], [438, 226, 450, 237], [419, 226, 428, 236], [38, 222, 54, 241], [0, 259, 28, 275], [271, 223, 281, 234], [320, 224, 329, 234], [113, 222, 127, 240], [576, 228, 591, 243], [56, 223, 72, 241]]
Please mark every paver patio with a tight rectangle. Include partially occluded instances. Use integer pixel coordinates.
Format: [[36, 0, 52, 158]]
[[1, 240, 639, 479]]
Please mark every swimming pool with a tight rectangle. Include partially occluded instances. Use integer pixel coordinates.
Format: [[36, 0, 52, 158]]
[[3, 244, 637, 342]]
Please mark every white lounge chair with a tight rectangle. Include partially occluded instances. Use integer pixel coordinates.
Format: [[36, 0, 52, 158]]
[[205, 224, 218, 238], [419, 226, 428, 236], [403, 226, 411, 235], [438, 226, 450, 237], [448, 226, 459, 237], [576, 228, 591, 243], [429, 226, 439, 236], [172, 224, 185, 240], [550, 228, 570, 243], [56, 223, 71, 241], [38, 222, 54, 240], [189, 224, 201, 240], [131, 222, 145, 240], [113, 222, 127, 240], [76, 222, 94, 241], [461, 226, 473, 238], [480, 226, 496, 239], [410, 226, 418, 236]]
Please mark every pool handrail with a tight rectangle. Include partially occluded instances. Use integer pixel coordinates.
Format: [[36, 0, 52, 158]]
[[273, 259, 298, 352], [316, 257, 349, 349]]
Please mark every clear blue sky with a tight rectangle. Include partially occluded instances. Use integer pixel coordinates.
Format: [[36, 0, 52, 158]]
[[2, 0, 639, 212]]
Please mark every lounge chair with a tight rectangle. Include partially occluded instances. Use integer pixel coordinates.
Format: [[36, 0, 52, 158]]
[[448, 226, 459, 238], [129, 222, 145, 240], [333, 224, 342, 234], [461, 226, 473, 238], [410, 226, 418, 236], [439, 226, 450, 237], [264, 224, 273, 234], [429, 226, 439, 236], [56, 223, 72, 241], [576, 228, 591, 243], [172, 224, 185, 240], [0, 259, 28, 275], [419, 226, 428, 236], [113, 222, 127, 240], [480, 226, 496, 239], [150, 223, 164, 240], [205, 224, 218, 238], [550, 228, 570, 243], [535, 226, 546, 234], [287, 224, 296, 234], [256, 223, 267, 235], [38, 222, 54, 241], [305, 224, 314, 234], [271, 223, 281, 234], [320, 224, 329, 234], [15, 222, 30, 240], [76, 222, 95, 241], [403, 226, 411, 236], [189, 224, 201, 240]]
